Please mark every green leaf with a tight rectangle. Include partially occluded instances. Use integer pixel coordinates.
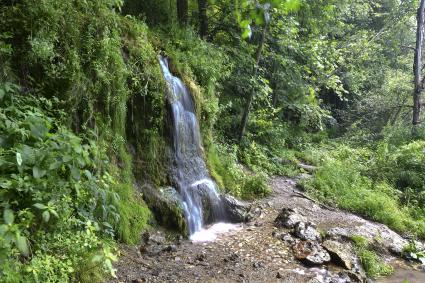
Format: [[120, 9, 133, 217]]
[[42, 210, 50, 222], [91, 254, 103, 263], [70, 166, 80, 180], [84, 170, 93, 180], [50, 210, 59, 218], [3, 209, 14, 225], [49, 160, 62, 170], [63, 155, 72, 163], [0, 225, 8, 235], [0, 88, 5, 100], [242, 25, 252, 39], [33, 166, 46, 179], [33, 203, 47, 210], [16, 152, 22, 166], [16, 234, 29, 256], [284, 0, 301, 12]]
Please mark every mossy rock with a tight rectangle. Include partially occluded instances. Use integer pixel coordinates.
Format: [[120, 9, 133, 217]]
[[139, 184, 188, 236]]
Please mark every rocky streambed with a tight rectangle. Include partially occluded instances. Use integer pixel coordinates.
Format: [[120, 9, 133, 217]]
[[112, 176, 425, 283]]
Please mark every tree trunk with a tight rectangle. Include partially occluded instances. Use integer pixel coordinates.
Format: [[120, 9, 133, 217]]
[[198, 0, 208, 38], [177, 0, 188, 26], [238, 23, 269, 142], [413, 0, 425, 131]]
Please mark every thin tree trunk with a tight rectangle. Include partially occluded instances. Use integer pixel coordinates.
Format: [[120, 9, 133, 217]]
[[413, 0, 425, 131], [238, 23, 269, 142], [198, 0, 208, 38], [177, 0, 188, 26]]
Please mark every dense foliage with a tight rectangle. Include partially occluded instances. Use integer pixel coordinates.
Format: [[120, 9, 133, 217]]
[[1, 0, 425, 281]]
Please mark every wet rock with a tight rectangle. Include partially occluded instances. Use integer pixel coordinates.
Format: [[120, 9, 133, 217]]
[[294, 222, 321, 242], [162, 245, 177, 253], [149, 233, 166, 245], [139, 184, 187, 235], [276, 272, 283, 279], [338, 271, 364, 283], [275, 208, 306, 228], [298, 163, 317, 173], [145, 245, 164, 256], [221, 194, 252, 223], [322, 240, 355, 270], [327, 226, 408, 255], [273, 231, 297, 245], [192, 181, 225, 224], [282, 234, 297, 245], [196, 253, 207, 262], [293, 241, 331, 265]]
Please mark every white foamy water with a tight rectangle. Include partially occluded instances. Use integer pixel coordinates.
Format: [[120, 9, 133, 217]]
[[190, 223, 241, 242]]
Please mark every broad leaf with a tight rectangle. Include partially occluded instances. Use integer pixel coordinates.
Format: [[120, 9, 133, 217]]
[[16, 152, 22, 166], [33, 203, 47, 210], [15, 234, 29, 256], [42, 210, 50, 222], [33, 166, 46, 179], [3, 209, 14, 225]]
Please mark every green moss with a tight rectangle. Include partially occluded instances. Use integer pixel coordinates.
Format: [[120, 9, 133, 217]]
[[114, 184, 151, 245]]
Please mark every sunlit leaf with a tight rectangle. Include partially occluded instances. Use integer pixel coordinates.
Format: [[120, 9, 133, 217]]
[[42, 210, 50, 222], [16, 152, 22, 166], [33, 166, 46, 179]]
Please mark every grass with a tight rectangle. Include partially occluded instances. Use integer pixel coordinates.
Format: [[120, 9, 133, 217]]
[[351, 236, 394, 278], [300, 145, 425, 239]]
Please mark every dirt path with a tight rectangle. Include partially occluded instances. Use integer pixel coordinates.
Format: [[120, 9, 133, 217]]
[[113, 176, 425, 283]]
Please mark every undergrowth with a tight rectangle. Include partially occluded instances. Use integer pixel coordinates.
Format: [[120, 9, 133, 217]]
[[0, 88, 144, 281], [300, 141, 425, 239], [351, 236, 394, 279]]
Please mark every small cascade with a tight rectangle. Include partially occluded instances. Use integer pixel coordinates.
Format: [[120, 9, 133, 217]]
[[159, 56, 226, 237]]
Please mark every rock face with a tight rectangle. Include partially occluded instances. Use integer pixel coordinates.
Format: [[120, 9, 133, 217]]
[[139, 184, 187, 235], [275, 208, 306, 228], [327, 226, 408, 255], [294, 222, 321, 242], [293, 241, 331, 265], [322, 240, 357, 270], [221, 194, 251, 223]]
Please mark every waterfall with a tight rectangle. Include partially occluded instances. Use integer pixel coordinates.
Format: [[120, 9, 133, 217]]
[[159, 56, 225, 236]]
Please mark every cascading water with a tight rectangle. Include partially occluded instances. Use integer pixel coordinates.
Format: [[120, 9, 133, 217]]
[[159, 56, 227, 238]]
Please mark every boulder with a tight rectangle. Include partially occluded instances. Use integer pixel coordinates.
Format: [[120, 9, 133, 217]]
[[220, 194, 251, 223], [294, 222, 321, 242], [139, 184, 187, 235], [327, 226, 408, 255], [189, 179, 225, 224], [275, 208, 306, 229], [293, 241, 331, 265], [322, 240, 356, 270]]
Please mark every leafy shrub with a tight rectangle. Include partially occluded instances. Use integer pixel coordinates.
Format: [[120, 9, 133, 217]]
[[206, 141, 270, 199], [239, 141, 300, 177], [0, 88, 148, 281]]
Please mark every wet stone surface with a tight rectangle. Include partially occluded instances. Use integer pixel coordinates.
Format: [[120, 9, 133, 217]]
[[112, 176, 424, 283]]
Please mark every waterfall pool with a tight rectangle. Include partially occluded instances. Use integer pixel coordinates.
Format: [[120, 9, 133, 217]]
[[190, 223, 242, 242]]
